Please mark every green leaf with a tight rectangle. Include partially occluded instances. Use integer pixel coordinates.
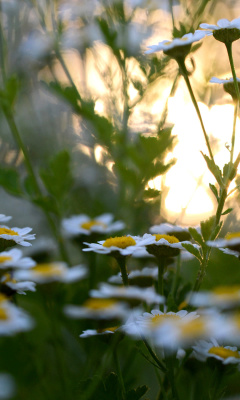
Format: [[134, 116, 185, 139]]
[[223, 162, 237, 182], [209, 183, 219, 201], [24, 175, 37, 197], [126, 385, 148, 400], [143, 189, 161, 199], [188, 227, 204, 246], [200, 216, 216, 241], [33, 196, 59, 215], [210, 221, 223, 241], [0, 168, 22, 196], [181, 243, 202, 262], [222, 208, 233, 216], [201, 152, 222, 185]]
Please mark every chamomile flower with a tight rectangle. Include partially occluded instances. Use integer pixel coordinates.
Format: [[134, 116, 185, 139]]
[[141, 233, 196, 258], [90, 283, 164, 306], [188, 285, 240, 309], [207, 232, 240, 254], [145, 31, 206, 58], [83, 235, 145, 256], [199, 18, 240, 43], [0, 249, 36, 269], [108, 267, 158, 286], [64, 298, 129, 321], [192, 339, 240, 365], [80, 326, 118, 338], [62, 213, 125, 237], [0, 226, 35, 251], [210, 77, 240, 100], [14, 262, 87, 284], [1, 273, 36, 295], [0, 296, 33, 335], [149, 223, 191, 241]]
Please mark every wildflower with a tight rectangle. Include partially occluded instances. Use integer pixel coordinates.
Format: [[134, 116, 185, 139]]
[[192, 338, 240, 365], [149, 223, 192, 241], [0, 216, 11, 224], [64, 298, 129, 321], [108, 267, 158, 287], [0, 226, 35, 251], [0, 296, 33, 335], [80, 326, 118, 338], [1, 273, 36, 295], [145, 31, 206, 59], [199, 18, 240, 43], [90, 283, 164, 306], [62, 213, 125, 237], [188, 285, 240, 309], [141, 233, 195, 258], [83, 235, 144, 256], [14, 262, 87, 284], [207, 232, 240, 255], [210, 76, 240, 100], [0, 249, 36, 269]]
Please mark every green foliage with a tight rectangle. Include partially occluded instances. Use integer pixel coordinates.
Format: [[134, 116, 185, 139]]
[[0, 76, 19, 110], [221, 208, 233, 216], [188, 227, 204, 246], [0, 167, 22, 196], [200, 216, 216, 241], [209, 183, 219, 201], [181, 243, 202, 262], [201, 153, 222, 186]]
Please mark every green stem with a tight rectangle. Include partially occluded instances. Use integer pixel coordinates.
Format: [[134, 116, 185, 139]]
[[157, 257, 165, 311], [55, 48, 82, 101], [230, 100, 238, 164], [177, 58, 214, 161], [226, 42, 240, 102], [3, 110, 70, 264], [141, 337, 167, 373], [165, 355, 179, 400], [113, 348, 126, 400], [116, 256, 129, 286], [170, 254, 181, 297]]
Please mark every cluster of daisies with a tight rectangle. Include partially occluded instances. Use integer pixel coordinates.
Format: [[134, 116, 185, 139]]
[[61, 211, 240, 367]]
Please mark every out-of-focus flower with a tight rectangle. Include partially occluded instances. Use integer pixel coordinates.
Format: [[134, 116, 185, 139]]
[[149, 223, 192, 241], [14, 262, 87, 284], [80, 326, 118, 338], [83, 235, 145, 256], [64, 298, 129, 320], [1, 273, 36, 295], [0, 226, 35, 251], [108, 267, 158, 286], [207, 232, 240, 255], [62, 213, 125, 237], [145, 31, 206, 58], [61, 24, 104, 53], [210, 76, 240, 100], [0, 295, 33, 335], [0, 249, 36, 269], [0, 216, 11, 224], [188, 285, 240, 309], [18, 31, 54, 65], [90, 283, 164, 305], [199, 18, 240, 43], [0, 373, 16, 400], [192, 338, 240, 365]]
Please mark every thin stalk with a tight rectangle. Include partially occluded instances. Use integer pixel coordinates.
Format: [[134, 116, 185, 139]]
[[0, 1, 6, 84], [157, 257, 165, 311], [158, 72, 180, 130], [113, 348, 126, 400], [169, 0, 175, 29], [230, 100, 238, 164], [55, 48, 82, 101], [116, 256, 129, 286], [226, 43, 240, 102], [141, 336, 167, 373], [177, 58, 214, 161], [170, 254, 181, 297], [165, 355, 179, 400], [3, 110, 70, 264]]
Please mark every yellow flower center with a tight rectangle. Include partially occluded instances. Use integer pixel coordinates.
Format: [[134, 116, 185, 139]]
[[180, 318, 205, 338], [180, 37, 189, 42], [151, 313, 180, 326], [0, 256, 12, 263], [225, 232, 240, 240], [0, 228, 18, 236], [1, 273, 16, 284], [103, 236, 136, 249], [0, 307, 8, 320], [208, 346, 240, 359], [81, 220, 106, 230], [84, 298, 117, 310], [212, 285, 240, 299], [32, 264, 63, 276], [153, 234, 179, 244]]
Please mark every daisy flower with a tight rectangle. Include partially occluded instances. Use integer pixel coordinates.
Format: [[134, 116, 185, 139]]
[[64, 298, 129, 321], [83, 235, 145, 256], [141, 233, 197, 258], [0, 295, 34, 335], [0, 249, 36, 269], [192, 338, 240, 365], [207, 232, 240, 255], [0, 226, 35, 251], [210, 76, 240, 100], [149, 223, 192, 241], [62, 213, 125, 237], [108, 267, 158, 287], [90, 283, 164, 306], [188, 285, 240, 309], [145, 31, 206, 58], [1, 273, 36, 295], [199, 18, 240, 43], [14, 262, 87, 284], [80, 326, 118, 338]]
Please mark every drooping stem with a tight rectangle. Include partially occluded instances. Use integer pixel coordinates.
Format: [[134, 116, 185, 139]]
[[116, 256, 129, 286], [225, 42, 240, 102], [177, 58, 214, 161]]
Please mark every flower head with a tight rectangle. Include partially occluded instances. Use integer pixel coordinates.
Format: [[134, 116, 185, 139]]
[[149, 223, 192, 241], [0, 296, 34, 335], [0, 226, 35, 251], [108, 267, 158, 287], [210, 76, 240, 100], [145, 31, 206, 59], [199, 18, 240, 43], [1, 273, 36, 295], [14, 262, 87, 284], [193, 338, 240, 365], [80, 326, 118, 338], [207, 232, 240, 255], [0, 249, 36, 269], [62, 213, 125, 237], [141, 233, 196, 258], [83, 235, 144, 256], [188, 285, 240, 309]]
